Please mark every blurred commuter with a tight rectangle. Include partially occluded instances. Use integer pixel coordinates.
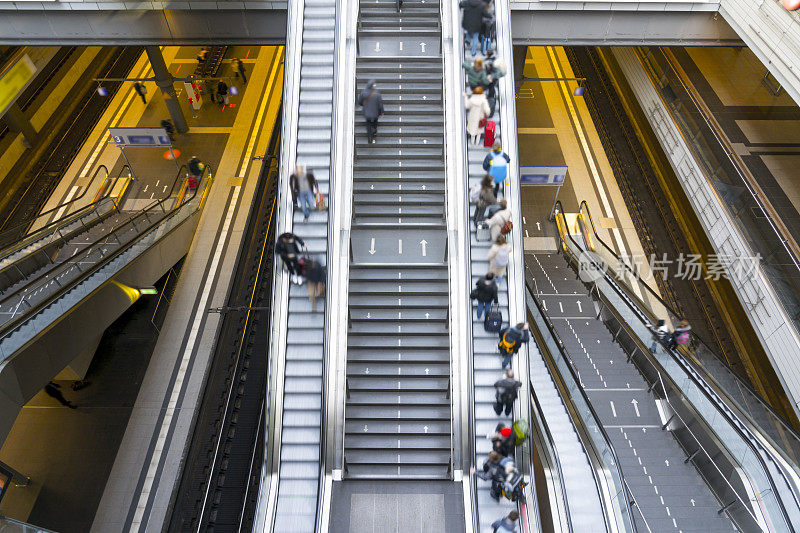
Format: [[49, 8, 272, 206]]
[[483, 141, 511, 197], [473, 174, 497, 226], [290, 166, 318, 222], [358, 79, 384, 144], [487, 235, 511, 284], [493, 369, 521, 416], [460, 0, 489, 57], [485, 57, 506, 104], [464, 87, 490, 146], [478, 451, 509, 501], [196, 48, 208, 65], [133, 82, 147, 105], [497, 322, 530, 369], [45, 382, 77, 409], [216, 80, 229, 106], [303, 257, 326, 312], [492, 510, 520, 533], [233, 58, 247, 83], [650, 319, 670, 353], [276, 232, 306, 284], [188, 156, 205, 190], [486, 198, 511, 242], [668, 319, 691, 350], [161, 119, 175, 142], [480, 4, 496, 56], [470, 272, 498, 320], [462, 58, 491, 90], [487, 423, 515, 457]]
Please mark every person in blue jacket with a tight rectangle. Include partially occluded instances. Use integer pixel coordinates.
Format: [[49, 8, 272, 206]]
[[483, 141, 511, 197]]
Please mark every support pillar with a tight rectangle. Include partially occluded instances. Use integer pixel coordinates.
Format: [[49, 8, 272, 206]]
[[145, 46, 188, 134], [2, 103, 37, 148]]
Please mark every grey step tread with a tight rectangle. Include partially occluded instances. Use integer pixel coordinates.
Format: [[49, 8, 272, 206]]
[[344, 449, 450, 463], [345, 435, 451, 448], [349, 294, 449, 307]]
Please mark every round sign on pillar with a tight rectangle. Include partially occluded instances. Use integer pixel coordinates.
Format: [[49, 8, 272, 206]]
[[164, 149, 181, 160]]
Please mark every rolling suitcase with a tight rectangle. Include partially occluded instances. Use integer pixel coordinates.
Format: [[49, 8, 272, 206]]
[[476, 221, 491, 242], [484, 304, 502, 333], [484, 120, 496, 147]]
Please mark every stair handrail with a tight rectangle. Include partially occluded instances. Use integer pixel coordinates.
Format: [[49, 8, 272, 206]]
[[525, 270, 634, 533], [0, 164, 115, 255], [555, 200, 794, 531], [0, 163, 205, 345], [577, 197, 800, 480]]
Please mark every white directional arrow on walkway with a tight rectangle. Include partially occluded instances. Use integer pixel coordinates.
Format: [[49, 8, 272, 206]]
[[665, 459, 670, 467], [425, 368, 430, 375], [398, 239, 403, 254], [420, 42, 426, 53], [369, 237, 376, 255], [610, 401, 617, 417], [424, 425, 429, 433], [632, 398, 640, 417], [425, 312, 430, 319], [576, 300, 582, 313], [420, 239, 428, 256], [536, 222, 541, 231], [375, 42, 381, 52]]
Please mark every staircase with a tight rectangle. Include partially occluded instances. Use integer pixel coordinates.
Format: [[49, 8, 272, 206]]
[[343, 0, 452, 480]]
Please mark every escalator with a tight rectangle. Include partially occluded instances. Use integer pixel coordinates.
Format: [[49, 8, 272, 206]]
[[341, 0, 451, 480], [534, 200, 800, 531]]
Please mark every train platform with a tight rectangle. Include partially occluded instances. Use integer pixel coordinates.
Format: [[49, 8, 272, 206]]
[[0, 45, 283, 532]]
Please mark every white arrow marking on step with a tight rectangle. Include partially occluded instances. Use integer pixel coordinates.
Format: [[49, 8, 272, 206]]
[[364, 425, 369, 432], [399, 196, 402, 202], [423, 139, 428, 144], [398, 149, 402, 156], [367, 312, 371, 318], [422, 185, 426, 190], [375, 42, 381, 52], [398, 325, 402, 332], [369, 238, 376, 255], [425, 368, 430, 375], [626, 383, 630, 389], [423, 95, 427, 100], [424, 425, 429, 433], [398, 239, 403, 254], [399, 41, 403, 51], [420, 239, 428, 256], [665, 459, 670, 467], [420, 42, 426, 53], [690, 499, 695, 507], [536, 222, 541, 231], [370, 184, 374, 190], [610, 401, 617, 417], [365, 368, 370, 374], [576, 300, 582, 313], [559, 302, 564, 313], [632, 399, 640, 417], [425, 312, 430, 319]]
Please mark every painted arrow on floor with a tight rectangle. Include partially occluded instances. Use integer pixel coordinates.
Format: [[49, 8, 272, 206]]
[[420, 239, 428, 256], [632, 398, 640, 417], [369, 238, 376, 255], [577, 300, 582, 313]]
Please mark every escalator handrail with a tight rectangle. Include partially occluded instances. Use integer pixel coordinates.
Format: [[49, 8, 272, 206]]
[[555, 200, 797, 531], [0, 164, 116, 256], [0, 163, 204, 342], [525, 270, 634, 533], [576, 198, 800, 457]]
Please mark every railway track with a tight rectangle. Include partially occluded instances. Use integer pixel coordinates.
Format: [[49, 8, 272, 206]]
[[167, 117, 281, 532]]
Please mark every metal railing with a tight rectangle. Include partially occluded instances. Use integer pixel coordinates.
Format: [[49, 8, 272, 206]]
[[0, 516, 56, 533], [0, 164, 209, 359], [554, 201, 797, 532], [525, 272, 635, 533]]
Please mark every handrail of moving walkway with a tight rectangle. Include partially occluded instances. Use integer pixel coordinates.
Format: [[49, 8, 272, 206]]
[[525, 269, 634, 533], [576, 198, 800, 473], [0, 165, 117, 257], [554, 200, 794, 531], [0, 163, 205, 343]]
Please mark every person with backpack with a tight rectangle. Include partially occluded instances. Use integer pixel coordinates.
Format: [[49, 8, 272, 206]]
[[668, 319, 691, 350], [487, 235, 511, 284], [497, 322, 530, 369], [187, 156, 205, 190], [492, 510, 520, 533], [483, 141, 511, 197], [502, 461, 525, 502], [290, 165, 318, 222], [493, 369, 522, 416], [464, 87, 490, 146], [477, 451, 511, 501], [460, 0, 489, 57], [486, 198, 511, 242], [358, 79, 384, 144], [471, 174, 496, 227], [487, 423, 515, 457], [160, 119, 175, 142], [276, 232, 306, 284], [233, 57, 247, 83], [470, 272, 498, 320], [650, 319, 670, 353]]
